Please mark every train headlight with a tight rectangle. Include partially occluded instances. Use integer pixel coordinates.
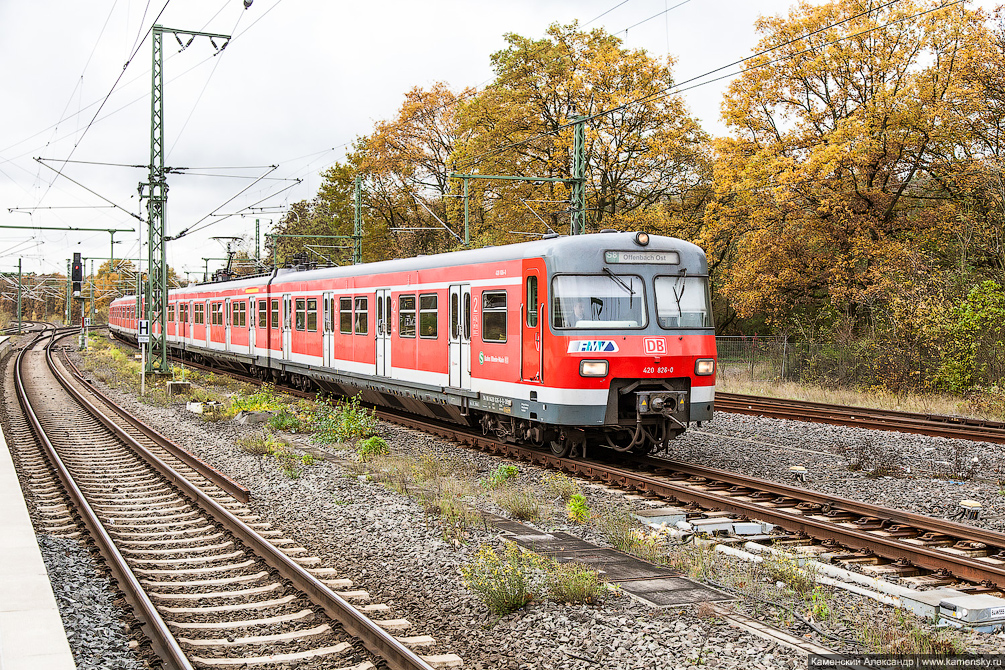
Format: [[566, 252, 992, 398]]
[[695, 359, 715, 376], [580, 360, 609, 377], [634, 231, 650, 246]]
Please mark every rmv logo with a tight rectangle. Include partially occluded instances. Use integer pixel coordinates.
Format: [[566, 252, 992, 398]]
[[568, 340, 619, 353], [643, 337, 667, 355]]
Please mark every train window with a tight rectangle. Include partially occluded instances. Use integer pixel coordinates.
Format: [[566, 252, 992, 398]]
[[340, 297, 353, 334], [211, 303, 224, 326], [271, 299, 279, 329], [181, 303, 189, 323], [399, 295, 416, 338], [551, 274, 646, 329], [526, 276, 538, 327], [463, 293, 471, 339], [295, 299, 306, 331], [306, 299, 317, 332], [195, 303, 204, 325], [259, 300, 267, 328], [385, 297, 392, 334], [654, 276, 712, 329], [233, 301, 247, 327], [450, 293, 459, 339], [482, 291, 507, 343], [419, 294, 437, 338], [355, 297, 368, 335], [377, 297, 384, 335], [168, 305, 175, 323]]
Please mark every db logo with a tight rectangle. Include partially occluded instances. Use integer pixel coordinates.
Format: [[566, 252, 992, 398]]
[[643, 337, 667, 355]]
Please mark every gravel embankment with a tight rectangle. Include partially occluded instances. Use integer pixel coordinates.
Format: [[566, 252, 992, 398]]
[[37, 535, 146, 670], [30, 350, 1005, 666]]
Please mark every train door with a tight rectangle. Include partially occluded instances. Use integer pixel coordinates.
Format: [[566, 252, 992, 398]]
[[322, 292, 334, 368], [448, 284, 471, 389], [282, 294, 292, 359], [521, 270, 542, 382], [248, 299, 257, 358], [224, 298, 232, 352], [375, 288, 391, 376], [204, 300, 211, 347]]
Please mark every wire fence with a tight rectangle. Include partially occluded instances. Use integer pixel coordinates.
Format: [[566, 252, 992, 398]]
[[716, 336, 939, 388], [716, 336, 791, 382]]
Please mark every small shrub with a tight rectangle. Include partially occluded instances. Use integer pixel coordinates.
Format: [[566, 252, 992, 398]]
[[268, 407, 306, 432], [764, 554, 816, 596], [357, 436, 389, 461], [312, 394, 378, 445], [566, 493, 590, 523], [460, 542, 546, 615], [232, 383, 286, 413], [546, 562, 607, 605], [416, 453, 474, 481], [420, 490, 481, 542], [542, 471, 580, 501], [859, 610, 965, 654], [494, 487, 542, 521], [806, 587, 830, 621], [592, 506, 644, 553], [481, 464, 519, 489]]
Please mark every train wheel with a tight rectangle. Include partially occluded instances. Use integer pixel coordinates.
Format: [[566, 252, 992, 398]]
[[549, 439, 572, 458]]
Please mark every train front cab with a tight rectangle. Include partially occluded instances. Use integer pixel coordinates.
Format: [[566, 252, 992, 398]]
[[538, 233, 716, 457]]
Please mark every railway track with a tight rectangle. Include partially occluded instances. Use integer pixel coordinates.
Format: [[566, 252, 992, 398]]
[[385, 411, 1005, 590], [717, 392, 1005, 445], [107, 338, 1005, 589], [10, 328, 458, 670]]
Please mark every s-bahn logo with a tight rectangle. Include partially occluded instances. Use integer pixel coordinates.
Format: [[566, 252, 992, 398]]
[[643, 337, 668, 355], [568, 340, 619, 353]]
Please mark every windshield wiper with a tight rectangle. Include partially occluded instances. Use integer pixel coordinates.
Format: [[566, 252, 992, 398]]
[[603, 267, 634, 296]]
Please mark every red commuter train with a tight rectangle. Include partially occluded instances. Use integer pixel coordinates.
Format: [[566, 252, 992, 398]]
[[109, 231, 717, 457]]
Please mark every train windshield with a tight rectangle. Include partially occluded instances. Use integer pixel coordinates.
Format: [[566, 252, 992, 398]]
[[552, 274, 647, 329], [654, 275, 712, 328]]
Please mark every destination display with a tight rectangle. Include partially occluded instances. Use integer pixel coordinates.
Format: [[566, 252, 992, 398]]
[[604, 250, 680, 264]]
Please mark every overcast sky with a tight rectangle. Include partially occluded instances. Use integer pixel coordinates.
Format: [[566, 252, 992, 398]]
[[0, 0, 994, 280]]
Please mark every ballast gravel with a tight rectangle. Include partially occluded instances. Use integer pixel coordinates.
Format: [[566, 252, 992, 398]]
[[43, 349, 1005, 667], [36, 534, 145, 670]]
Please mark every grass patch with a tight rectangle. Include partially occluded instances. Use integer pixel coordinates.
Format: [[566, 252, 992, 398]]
[[311, 394, 378, 445], [860, 610, 965, 654], [357, 436, 389, 461], [542, 471, 580, 501], [493, 486, 542, 521], [481, 464, 519, 489], [237, 432, 313, 478], [232, 383, 286, 413], [460, 542, 607, 615]]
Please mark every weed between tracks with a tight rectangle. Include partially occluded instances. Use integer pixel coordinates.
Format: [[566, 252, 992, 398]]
[[460, 542, 608, 615], [586, 506, 968, 654]]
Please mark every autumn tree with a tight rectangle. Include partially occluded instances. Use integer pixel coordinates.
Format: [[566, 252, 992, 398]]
[[708, 0, 989, 331], [454, 23, 711, 243], [270, 162, 362, 266], [356, 83, 471, 256]]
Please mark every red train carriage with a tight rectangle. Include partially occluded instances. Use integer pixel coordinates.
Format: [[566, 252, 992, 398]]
[[109, 231, 717, 456]]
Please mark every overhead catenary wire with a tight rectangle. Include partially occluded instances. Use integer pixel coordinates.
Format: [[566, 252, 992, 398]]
[[616, 0, 693, 36]]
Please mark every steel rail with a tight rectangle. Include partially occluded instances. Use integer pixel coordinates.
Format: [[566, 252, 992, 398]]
[[717, 392, 1005, 444], [631, 455, 1005, 551], [112, 339, 1005, 585], [382, 411, 1005, 587], [60, 355, 250, 503], [48, 334, 435, 670], [14, 328, 195, 670]]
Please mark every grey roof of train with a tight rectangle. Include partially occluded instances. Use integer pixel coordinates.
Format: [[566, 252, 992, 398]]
[[140, 232, 707, 299]]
